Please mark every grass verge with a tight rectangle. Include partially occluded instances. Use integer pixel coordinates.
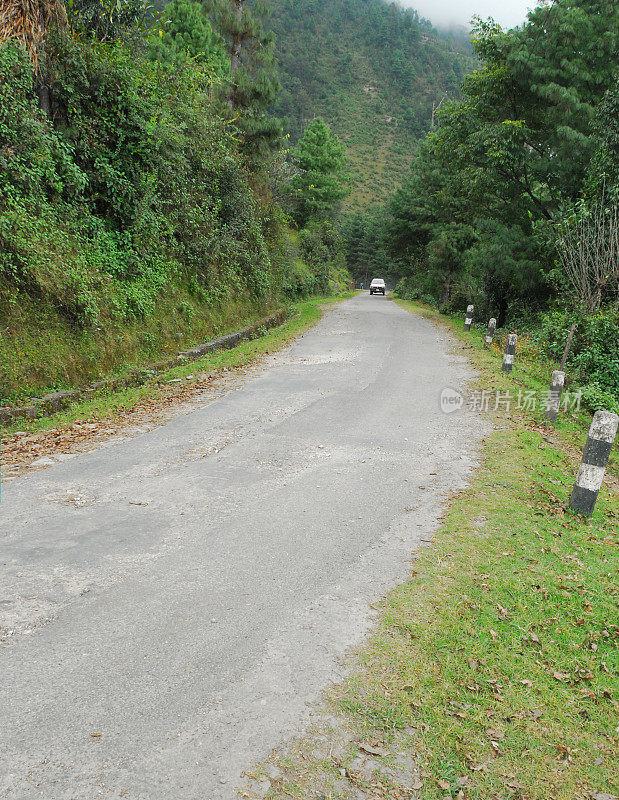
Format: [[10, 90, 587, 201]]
[[262, 298, 618, 800], [1, 294, 350, 440]]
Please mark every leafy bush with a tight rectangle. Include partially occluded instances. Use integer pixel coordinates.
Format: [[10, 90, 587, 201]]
[[0, 34, 277, 329], [580, 383, 619, 415], [0, 42, 85, 204], [572, 312, 619, 395], [393, 276, 419, 300], [299, 220, 346, 296], [536, 308, 619, 409]]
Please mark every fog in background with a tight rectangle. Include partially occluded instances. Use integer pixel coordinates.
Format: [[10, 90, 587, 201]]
[[398, 0, 535, 30]]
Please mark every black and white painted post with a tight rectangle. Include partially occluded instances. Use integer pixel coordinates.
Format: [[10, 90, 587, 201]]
[[484, 318, 496, 348], [464, 305, 474, 331], [502, 333, 517, 372], [545, 370, 565, 424], [570, 410, 619, 515]]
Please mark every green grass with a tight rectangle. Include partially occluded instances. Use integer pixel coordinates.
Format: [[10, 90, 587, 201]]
[[0, 285, 278, 405], [263, 298, 618, 800], [1, 294, 350, 439], [336, 433, 618, 798]]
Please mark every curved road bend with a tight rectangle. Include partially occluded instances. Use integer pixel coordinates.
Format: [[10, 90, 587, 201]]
[[0, 292, 485, 799]]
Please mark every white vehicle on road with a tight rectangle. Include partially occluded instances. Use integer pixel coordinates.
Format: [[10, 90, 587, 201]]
[[369, 278, 386, 295]]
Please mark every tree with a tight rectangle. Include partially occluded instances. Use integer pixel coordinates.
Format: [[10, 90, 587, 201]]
[[426, 225, 475, 307], [290, 117, 349, 225], [385, 0, 619, 317], [589, 78, 619, 200], [152, 0, 229, 77], [342, 208, 393, 286], [67, 0, 148, 41], [204, 0, 282, 160], [553, 197, 619, 367], [0, 0, 65, 68]]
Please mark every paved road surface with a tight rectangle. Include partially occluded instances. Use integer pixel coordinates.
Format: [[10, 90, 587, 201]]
[[0, 294, 485, 799]]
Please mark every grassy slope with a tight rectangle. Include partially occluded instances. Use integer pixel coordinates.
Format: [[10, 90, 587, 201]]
[[336, 91, 415, 210], [0, 283, 281, 405], [263, 300, 618, 800]]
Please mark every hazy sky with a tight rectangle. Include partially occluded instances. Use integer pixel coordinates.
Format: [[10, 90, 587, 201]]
[[398, 0, 536, 29]]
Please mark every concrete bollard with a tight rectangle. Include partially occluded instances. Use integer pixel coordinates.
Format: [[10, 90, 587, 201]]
[[502, 333, 517, 372], [570, 410, 618, 515], [545, 370, 565, 424], [484, 318, 496, 348], [464, 305, 474, 331]]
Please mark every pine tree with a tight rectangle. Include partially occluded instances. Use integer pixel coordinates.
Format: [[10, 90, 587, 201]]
[[291, 118, 349, 225], [153, 0, 229, 76], [204, 0, 282, 160]]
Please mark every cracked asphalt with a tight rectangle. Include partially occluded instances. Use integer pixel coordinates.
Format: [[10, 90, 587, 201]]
[[0, 293, 486, 799]]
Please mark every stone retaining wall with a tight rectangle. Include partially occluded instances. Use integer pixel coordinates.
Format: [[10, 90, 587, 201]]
[[0, 308, 288, 426]]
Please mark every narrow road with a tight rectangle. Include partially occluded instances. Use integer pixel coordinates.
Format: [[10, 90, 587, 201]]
[[0, 294, 484, 799]]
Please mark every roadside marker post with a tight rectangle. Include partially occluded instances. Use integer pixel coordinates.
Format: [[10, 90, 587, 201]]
[[484, 318, 496, 348], [464, 305, 474, 331], [502, 334, 517, 373], [570, 410, 618, 516], [545, 370, 565, 424]]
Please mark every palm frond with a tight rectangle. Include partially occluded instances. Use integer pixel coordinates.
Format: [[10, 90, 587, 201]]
[[0, 0, 67, 70]]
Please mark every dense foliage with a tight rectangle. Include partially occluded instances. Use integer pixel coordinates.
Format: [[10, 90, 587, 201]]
[[1, 36, 275, 323], [342, 207, 394, 287], [151, 0, 229, 74], [386, 2, 618, 314], [0, 0, 353, 400]]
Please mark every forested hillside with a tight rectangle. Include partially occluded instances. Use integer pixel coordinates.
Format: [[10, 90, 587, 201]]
[[267, 0, 474, 207]]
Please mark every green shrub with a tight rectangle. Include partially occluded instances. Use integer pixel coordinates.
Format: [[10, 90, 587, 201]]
[[0, 42, 85, 204], [393, 276, 419, 300], [580, 383, 619, 415], [0, 35, 277, 329], [536, 308, 619, 410]]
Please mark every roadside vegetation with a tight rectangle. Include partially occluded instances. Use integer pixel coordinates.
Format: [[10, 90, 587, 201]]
[[258, 299, 618, 800]]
